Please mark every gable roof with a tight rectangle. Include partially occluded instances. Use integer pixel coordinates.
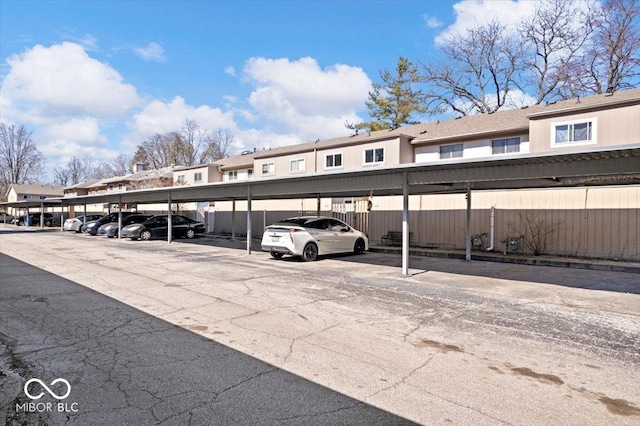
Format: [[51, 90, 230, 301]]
[[7, 184, 64, 198]]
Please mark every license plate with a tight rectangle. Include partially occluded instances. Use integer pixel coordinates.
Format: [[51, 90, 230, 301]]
[[271, 236, 280, 242]]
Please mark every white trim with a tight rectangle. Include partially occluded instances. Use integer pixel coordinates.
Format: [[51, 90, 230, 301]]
[[289, 158, 306, 173], [551, 117, 597, 148], [363, 147, 385, 166], [261, 162, 275, 175], [439, 143, 464, 159], [324, 152, 344, 169]]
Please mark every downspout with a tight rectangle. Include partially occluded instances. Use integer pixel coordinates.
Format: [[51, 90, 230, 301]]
[[486, 205, 495, 252]]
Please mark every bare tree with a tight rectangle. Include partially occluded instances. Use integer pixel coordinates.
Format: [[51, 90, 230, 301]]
[[422, 20, 526, 116], [518, 0, 593, 103], [110, 153, 133, 176], [136, 120, 234, 169], [200, 129, 234, 163], [581, 0, 640, 94], [53, 156, 114, 186], [0, 123, 45, 200]]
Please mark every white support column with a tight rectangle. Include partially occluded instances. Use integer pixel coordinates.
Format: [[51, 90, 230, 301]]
[[402, 172, 409, 276], [167, 192, 173, 243], [117, 195, 122, 239], [316, 195, 321, 216], [231, 199, 236, 240], [465, 183, 472, 262], [39, 202, 44, 229], [246, 186, 252, 254]]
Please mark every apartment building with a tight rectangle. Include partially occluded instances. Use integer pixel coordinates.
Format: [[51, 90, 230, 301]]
[[202, 88, 640, 260]]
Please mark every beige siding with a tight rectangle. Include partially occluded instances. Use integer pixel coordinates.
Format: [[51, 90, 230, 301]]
[[529, 102, 640, 153], [254, 138, 413, 178], [367, 186, 640, 261]]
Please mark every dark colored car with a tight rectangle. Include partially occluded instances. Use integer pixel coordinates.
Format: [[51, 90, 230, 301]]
[[82, 212, 134, 235], [121, 215, 205, 241], [11, 213, 58, 227], [97, 214, 153, 238]]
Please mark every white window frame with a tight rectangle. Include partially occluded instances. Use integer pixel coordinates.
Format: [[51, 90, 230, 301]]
[[325, 152, 343, 169], [363, 147, 385, 165], [194, 172, 203, 183], [176, 175, 185, 184], [117, 183, 123, 190], [248, 168, 253, 179], [492, 137, 520, 155], [261, 162, 275, 175], [551, 118, 597, 147], [290, 158, 306, 173], [439, 143, 463, 159], [108, 184, 114, 191], [228, 170, 238, 181]]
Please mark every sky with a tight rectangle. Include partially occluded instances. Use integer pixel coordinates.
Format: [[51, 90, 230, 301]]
[[0, 0, 548, 177]]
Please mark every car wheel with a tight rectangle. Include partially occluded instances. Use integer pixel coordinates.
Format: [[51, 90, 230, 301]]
[[140, 230, 152, 241], [270, 251, 284, 259], [302, 243, 318, 262], [354, 239, 366, 254], [186, 229, 196, 239]]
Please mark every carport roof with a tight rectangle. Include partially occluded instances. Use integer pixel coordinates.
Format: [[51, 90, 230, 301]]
[[4, 143, 629, 208]]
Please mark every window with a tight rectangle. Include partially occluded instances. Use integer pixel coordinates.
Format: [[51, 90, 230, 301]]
[[261, 163, 275, 175], [117, 183, 123, 190], [290, 158, 305, 172], [492, 137, 520, 155], [325, 153, 343, 169], [108, 184, 114, 191], [364, 147, 384, 165], [194, 172, 203, 182], [228, 170, 238, 181], [553, 120, 595, 145], [248, 169, 253, 179], [176, 175, 185, 184], [440, 144, 463, 159]]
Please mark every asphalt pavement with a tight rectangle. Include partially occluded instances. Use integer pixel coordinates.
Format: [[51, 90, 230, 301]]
[[0, 253, 416, 425], [1, 226, 639, 425]]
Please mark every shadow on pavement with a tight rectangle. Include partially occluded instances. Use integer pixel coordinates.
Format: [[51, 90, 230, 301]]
[[0, 253, 417, 425]]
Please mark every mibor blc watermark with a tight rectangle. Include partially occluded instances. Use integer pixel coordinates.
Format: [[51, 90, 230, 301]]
[[16, 378, 79, 413]]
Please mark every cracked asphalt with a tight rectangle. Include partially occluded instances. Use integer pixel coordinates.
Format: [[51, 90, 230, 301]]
[[1, 226, 639, 425]]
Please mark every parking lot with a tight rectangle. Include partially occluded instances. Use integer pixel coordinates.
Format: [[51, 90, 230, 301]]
[[1, 225, 640, 425]]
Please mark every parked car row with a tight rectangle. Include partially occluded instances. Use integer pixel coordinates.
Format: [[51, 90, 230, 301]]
[[63, 212, 206, 241], [10, 210, 368, 261], [10, 213, 59, 227]]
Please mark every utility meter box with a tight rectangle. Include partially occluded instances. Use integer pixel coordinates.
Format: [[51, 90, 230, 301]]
[[501, 236, 523, 253]]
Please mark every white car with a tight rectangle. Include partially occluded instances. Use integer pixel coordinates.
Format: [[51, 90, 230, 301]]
[[63, 215, 103, 232], [261, 216, 368, 261]]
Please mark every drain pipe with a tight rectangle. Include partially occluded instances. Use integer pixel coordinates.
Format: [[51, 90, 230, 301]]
[[486, 205, 495, 252]]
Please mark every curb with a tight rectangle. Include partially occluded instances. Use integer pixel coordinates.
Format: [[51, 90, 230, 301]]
[[369, 247, 640, 274]]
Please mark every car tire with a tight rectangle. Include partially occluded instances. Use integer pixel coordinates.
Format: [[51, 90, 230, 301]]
[[186, 229, 195, 239], [354, 239, 366, 254], [302, 243, 318, 262], [140, 230, 152, 241], [270, 251, 284, 259]]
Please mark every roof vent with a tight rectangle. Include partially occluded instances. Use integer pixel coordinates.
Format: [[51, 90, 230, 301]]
[[241, 150, 252, 155]]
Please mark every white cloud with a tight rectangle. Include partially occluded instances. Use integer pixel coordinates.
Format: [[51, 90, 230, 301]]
[[225, 66, 236, 76], [126, 96, 237, 148], [435, 0, 537, 44], [423, 14, 443, 29], [1, 42, 140, 121], [133, 42, 166, 63], [241, 57, 371, 142]]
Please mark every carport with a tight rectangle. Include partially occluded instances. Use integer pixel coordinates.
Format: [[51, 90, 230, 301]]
[[5, 144, 639, 275]]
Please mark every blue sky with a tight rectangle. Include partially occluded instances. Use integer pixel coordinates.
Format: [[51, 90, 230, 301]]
[[0, 0, 545, 176]]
